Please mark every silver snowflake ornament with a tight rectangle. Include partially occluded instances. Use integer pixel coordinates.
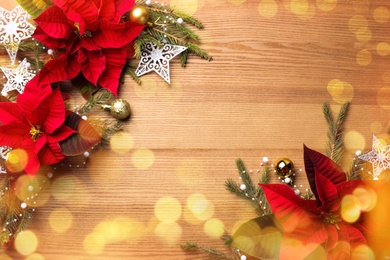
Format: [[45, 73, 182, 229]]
[[135, 42, 187, 84], [0, 6, 36, 64], [359, 135, 390, 180], [1, 58, 35, 96]]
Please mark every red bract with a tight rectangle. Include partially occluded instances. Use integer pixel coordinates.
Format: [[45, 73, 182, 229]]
[[33, 0, 145, 95], [259, 146, 381, 259], [0, 78, 75, 177]]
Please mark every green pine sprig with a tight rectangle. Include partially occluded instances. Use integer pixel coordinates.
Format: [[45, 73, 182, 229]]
[[180, 242, 236, 260], [323, 102, 349, 164]]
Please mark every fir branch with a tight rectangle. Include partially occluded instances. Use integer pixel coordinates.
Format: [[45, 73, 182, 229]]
[[347, 157, 364, 181], [187, 42, 213, 61], [180, 242, 236, 260], [76, 90, 113, 115], [235, 159, 256, 197], [259, 166, 270, 184], [323, 102, 349, 164], [171, 10, 204, 29]]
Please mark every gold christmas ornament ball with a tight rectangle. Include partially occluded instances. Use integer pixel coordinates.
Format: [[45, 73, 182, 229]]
[[129, 6, 150, 25], [102, 99, 131, 120], [274, 158, 294, 176]]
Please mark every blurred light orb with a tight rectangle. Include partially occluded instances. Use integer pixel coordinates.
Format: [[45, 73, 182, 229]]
[[15, 230, 38, 256]]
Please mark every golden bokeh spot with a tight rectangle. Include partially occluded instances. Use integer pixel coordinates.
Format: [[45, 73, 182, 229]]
[[370, 121, 382, 134], [132, 148, 155, 169], [351, 245, 375, 259], [134, 77, 157, 98], [183, 206, 204, 225], [157, 81, 183, 103], [51, 175, 77, 201], [170, 0, 198, 15], [94, 220, 125, 244], [15, 173, 50, 208], [377, 87, 390, 109], [15, 230, 38, 256], [373, 6, 390, 23], [297, 3, 315, 20], [154, 196, 182, 223], [351, 0, 370, 14], [186, 193, 215, 221], [355, 27, 371, 43], [316, 0, 337, 12], [0, 254, 12, 260], [327, 79, 354, 104], [119, 218, 147, 243], [341, 194, 361, 223], [348, 15, 368, 33], [356, 49, 372, 66], [258, 0, 278, 18], [176, 159, 206, 187], [344, 131, 365, 152], [25, 253, 45, 260], [83, 233, 105, 255], [290, 0, 308, 15], [154, 222, 182, 243], [228, 0, 246, 4], [353, 187, 377, 212], [49, 208, 73, 233], [6, 149, 28, 173], [203, 218, 225, 238], [376, 42, 390, 56], [110, 132, 134, 154]]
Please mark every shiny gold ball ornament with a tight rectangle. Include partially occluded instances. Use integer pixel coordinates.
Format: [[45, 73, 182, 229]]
[[274, 158, 295, 185], [129, 6, 150, 25], [102, 99, 131, 120]]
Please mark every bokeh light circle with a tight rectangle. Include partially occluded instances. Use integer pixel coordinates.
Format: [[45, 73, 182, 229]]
[[15, 230, 38, 256], [154, 196, 182, 223]]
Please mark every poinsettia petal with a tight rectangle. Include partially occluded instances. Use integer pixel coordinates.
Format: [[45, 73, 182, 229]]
[[0, 102, 24, 125], [98, 47, 127, 95], [34, 134, 47, 154], [37, 53, 81, 84], [34, 6, 74, 39], [33, 26, 68, 49], [97, 0, 135, 23], [47, 125, 76, 142], [304, 145, 346, 203], [38, 142, 66, 165], [79, 49, 105, 86], [0, 125, 28, 148], [18, 77, 53, 114], [42, 88, 66, 134], [52, 0, 99, 34], [315, 171, 339, 212], [328, 223, 366, 259], [21, 150, 41, 177], [92, 20, 145, 48]]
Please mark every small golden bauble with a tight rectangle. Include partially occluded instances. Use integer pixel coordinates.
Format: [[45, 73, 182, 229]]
[[129, 6, 150, 25], [102, 99, 131, 120], [274, 158, 294, 185]]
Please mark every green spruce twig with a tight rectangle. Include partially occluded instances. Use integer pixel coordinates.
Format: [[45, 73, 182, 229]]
[[323, 102, 350, 164], [180, 242, 236, 260], [347, 157, 364, 181]]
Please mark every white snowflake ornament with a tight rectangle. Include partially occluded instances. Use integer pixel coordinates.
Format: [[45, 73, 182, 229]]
[[1, 58, 35, 96], [0, 6, 36, 64], [135, 42, 187, 84], [359, 135, 390, 180]]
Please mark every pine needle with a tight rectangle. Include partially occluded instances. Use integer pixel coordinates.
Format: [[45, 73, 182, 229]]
[[347, 157, 364, 180], [180, 242, 236, 260], [323, 102, 349, 164]]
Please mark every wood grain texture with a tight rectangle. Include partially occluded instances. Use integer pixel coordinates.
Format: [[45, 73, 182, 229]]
[[1, 0, 390, 259]]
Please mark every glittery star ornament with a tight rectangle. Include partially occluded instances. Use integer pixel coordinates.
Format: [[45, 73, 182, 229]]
[[0, 6, 36, 64], [359, 135, 390, 180], [135, 42, 187, 83], [1, 58, 35, 96]]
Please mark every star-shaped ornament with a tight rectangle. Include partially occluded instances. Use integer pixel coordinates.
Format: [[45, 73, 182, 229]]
[[359, 135, 390, 180], [135, 42, 187, 83], [0, 6, 36, 64], [1, 58, 35, 96]]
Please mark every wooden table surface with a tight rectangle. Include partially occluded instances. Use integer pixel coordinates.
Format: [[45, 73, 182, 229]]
[[1, 0, 390, 259]]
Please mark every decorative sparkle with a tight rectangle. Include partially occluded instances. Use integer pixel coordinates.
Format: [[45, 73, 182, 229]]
[[0, 6, 36, 64], [359, 135, 390, 180], [135, 42, 187, 83], [1, 58, 35, 96]]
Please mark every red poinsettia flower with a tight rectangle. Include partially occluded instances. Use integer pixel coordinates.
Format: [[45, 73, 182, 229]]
[[259, 146, 382, 259], [33, 0, 145, 95], [0, 78, 75, 176]]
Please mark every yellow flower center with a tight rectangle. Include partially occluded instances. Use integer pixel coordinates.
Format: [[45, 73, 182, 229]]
[[29, 126, 42, 141]]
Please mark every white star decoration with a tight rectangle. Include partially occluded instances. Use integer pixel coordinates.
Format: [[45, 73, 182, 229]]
[[0, 146, 11, 175], [0, 6, 36, 64], [359, 135, 390, 180], [135, 42, 187, 84], [1, 58, 35, 96]]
